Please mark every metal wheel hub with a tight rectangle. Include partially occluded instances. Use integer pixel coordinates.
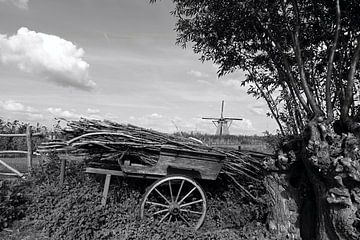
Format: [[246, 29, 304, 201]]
[[169, 203, 180, 215]]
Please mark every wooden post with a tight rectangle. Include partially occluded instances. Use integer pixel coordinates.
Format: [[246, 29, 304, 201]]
[[101, 174, 111, 206], [60, 158, 66, 186], [26, 125, 33, 172]]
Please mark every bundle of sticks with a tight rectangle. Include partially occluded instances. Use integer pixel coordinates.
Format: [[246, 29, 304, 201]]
[[38, 118, 268, 201]]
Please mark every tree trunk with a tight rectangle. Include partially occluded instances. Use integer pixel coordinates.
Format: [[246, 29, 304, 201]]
[[302, 121, 360, 240], [266, 120, 360, 240], [265, 173, 301, 239]]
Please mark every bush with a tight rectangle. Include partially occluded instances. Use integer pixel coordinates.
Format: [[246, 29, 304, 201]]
[[1, 153, 272, 240], [0, 179, 28, 231]]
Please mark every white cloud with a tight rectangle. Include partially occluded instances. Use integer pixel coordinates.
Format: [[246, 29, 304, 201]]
[[196, 79, 211, 85], [220, 79, 243, 90], [149, 113, 162, 119], [0, 0, 29, 10], [47, 107, 82, 119], [251, 106, 268, 116], [87, 108, 100, 114], [0, 100, 37, 112], [187, 70, 209, 78], [127, 114, 258, 135], [0, 27, 96, 91], [26, 112, 44, 120], [231, 118, 256, 132], [0, 100, 25, 111]]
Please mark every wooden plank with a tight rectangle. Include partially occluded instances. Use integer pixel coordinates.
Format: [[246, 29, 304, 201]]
[[0, 172, 20, 176], [0, 132, 43, 137], [158, 154, 222, 180], [59, 158, 66, 186], [0, 150, 28, 155], [85, 167, 125, 176], [85, 167, 159, 180], [101, 174, 111, 206], [26, 125, 33, 172], [0, 159, 25, 179], [120, 150, 223, 180]]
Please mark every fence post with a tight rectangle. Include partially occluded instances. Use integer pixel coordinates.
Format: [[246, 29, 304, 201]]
[[26, 125, 33, 172], [60, 158, 66, 186]]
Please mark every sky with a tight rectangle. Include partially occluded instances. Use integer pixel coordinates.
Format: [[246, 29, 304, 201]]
[[0, 0, 278, 135]]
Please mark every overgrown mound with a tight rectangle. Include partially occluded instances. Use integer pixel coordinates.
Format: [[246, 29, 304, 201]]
[[1, 155, 275, 240]]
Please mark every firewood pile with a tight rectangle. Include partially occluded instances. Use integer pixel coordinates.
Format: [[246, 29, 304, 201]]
[[38, 118, 267, 200]]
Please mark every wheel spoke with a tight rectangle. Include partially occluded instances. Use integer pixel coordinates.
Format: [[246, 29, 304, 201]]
[[178, 214, 190, 226], [175, 179, 184, 202], [180, 199, 203, 208], [178, 187, 196, 205], [153, 209, 169, 216], [155, 188, 171, 204], [141, 176, 207, 230], [146, 201, 168, 208], [159, 212, 170, 223], [168, 180, 174, 202], [180, 209, 203, 215]]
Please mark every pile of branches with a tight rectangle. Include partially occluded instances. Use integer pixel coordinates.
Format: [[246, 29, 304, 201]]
[[38, 118, 268, 201]]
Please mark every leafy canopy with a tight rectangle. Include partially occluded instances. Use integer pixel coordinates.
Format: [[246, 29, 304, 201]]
[[154, 0, 360, 135]]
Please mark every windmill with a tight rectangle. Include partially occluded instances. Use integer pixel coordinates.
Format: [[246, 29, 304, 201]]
[[202, 101, 243, 136]]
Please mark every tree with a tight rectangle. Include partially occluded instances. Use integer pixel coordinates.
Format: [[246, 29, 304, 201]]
[[152, 0, 360, 239]]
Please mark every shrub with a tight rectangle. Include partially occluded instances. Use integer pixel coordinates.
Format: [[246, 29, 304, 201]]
[[0, 179, 28, 231], [1, 153, 272, 239]]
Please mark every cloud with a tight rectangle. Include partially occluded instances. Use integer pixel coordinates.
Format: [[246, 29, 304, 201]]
[[149, 113, 162, 119], [220, 79, 244, 90], [231, 118, 256, 132], [87, 108, 100, 114], [0, 100, 25, 111], [187, 70, 209, 78], [0, 99, 44, 122], [127, 113, 259, 135], [0, 100, 37, 112], [0, 27, 96, 91], [47, 107, 82, 119], [47, 107, 111, 120], [196, 79, 211, 85], [250, 105, 268, 116], [0, 0, 29, 10], [26, 112, 44, 120]]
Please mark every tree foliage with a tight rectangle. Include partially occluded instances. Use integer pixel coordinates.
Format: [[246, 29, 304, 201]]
[[157, 0, 360, 135]]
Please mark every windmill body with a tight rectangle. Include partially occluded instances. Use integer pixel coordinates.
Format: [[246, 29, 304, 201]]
[[202, 101, 242, 136]]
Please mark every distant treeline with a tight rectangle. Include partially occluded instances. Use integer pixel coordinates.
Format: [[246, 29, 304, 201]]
[[173, 132, 278, 153], [0, 119, 46, 154]]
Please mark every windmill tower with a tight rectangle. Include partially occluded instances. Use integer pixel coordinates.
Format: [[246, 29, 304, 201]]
[[202, 101, 243, 137]]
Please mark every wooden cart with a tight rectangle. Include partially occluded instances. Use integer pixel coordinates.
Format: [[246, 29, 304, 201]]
[[86, 146, 225, 230]]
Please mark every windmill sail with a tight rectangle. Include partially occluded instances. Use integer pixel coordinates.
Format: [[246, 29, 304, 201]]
[[202, 101, 242, 136]]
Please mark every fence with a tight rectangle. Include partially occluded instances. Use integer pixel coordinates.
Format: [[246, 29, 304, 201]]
[[0, 125, 43, 179]]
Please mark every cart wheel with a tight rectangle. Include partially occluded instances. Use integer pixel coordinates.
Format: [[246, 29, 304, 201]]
[[140, 175, 207, 230]]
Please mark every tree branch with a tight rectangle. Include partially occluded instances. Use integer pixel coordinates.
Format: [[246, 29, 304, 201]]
[[247, 69, 286, 136], [325, 0, 341, 122], [341, 35, 360, 121], [253, 12, 312, 115], [292, 0, 322, 116]]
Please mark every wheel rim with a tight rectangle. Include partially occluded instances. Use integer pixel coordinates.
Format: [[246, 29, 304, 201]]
[[140, 175, 207, 230]]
